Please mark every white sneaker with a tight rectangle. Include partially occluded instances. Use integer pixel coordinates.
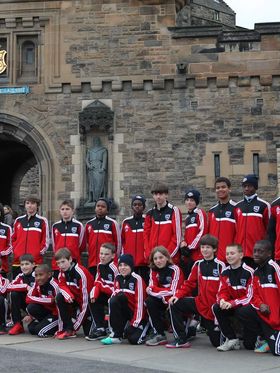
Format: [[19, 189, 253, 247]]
[[217, 338, 240, 351]]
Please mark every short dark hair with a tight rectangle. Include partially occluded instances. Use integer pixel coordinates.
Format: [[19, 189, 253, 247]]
[[100, 242, 116, 254], [254, 240, 272, 252], [35, 264, 51, 273], [24, 196, 41, 207], [54, 247, 72, 261], [151, 182, 169, 194], [200, 234, 218, 249], [215, 177, 231, 188], [20, 254, 35, 264], [59, 200, 74, 210]]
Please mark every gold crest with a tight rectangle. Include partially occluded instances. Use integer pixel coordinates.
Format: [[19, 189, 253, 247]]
[[0, 50, 7, 74]]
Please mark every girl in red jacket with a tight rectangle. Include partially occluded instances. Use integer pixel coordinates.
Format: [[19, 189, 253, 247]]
[[145, 246, 184, 346]]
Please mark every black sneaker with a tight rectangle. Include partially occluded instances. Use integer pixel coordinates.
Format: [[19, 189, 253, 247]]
[[85, 328, 107, 341], [166, 338, 191, 349], [0, 325, 7, 335]]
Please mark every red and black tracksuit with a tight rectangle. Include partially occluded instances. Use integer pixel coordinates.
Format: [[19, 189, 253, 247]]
[[109, 272, 147, 343], [212, 263, 254, 340], [57, 262, 94, 332], [169, 258, 225, 346], [208, 200, 236, 263], [146, 264, 184, 335], [85, 215, 121, 277], [234, 196, 270, 262], [0, 222, 12, 274], [51, 218, 85, 271], [121, 214, 149, 283], [89, 261, 118, 330], [268, 197, 280, 263], [0, 275, 9, 328], [26, 277, 59, 337], [7, 271, 35, 324], [237, 260, 280, 355], [144, 203, 182, 264], [12, 214, 49, 272]]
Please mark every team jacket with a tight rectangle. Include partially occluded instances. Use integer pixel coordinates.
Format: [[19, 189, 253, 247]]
[[208, 200, 236, 263], [268, 197, 280, 261], [26, 277, 60, 316], [12, 213, 49, 265], [7, 272, 35, 293], [0, 274, 9, 295], [0, 222, 12, 273], [234, 196, 270, 258], [112, 272, 146, 328], [147, 264, 184, 303], [175, 258, 226, 320], [144, 203, 182, 264], [85, 215, 121, 268], [217, 263, 254, 308], [90, 261, 119, 299], [251, 259, 280, 330], [51, 218, 85, 270], [121, 214, 146, 267], [58, 262, 94, 331], [183, 208, 207, 262]]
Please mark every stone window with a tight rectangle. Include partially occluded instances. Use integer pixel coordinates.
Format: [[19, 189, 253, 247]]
[[253, 153, 259, 177], [214, 153, 221, 178], [0, 36, 8, 78], [16, 35, 38, 82], [213, 11, 220, 21]]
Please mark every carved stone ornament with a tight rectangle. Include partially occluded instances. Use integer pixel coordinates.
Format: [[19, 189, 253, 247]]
[[0, 50, 7, 74], [79, 100, 114, 139]]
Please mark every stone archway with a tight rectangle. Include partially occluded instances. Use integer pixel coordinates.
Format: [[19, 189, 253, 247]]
[[0, 112, 55, 219]]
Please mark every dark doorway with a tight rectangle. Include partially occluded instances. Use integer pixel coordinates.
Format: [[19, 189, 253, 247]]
[[0, 134, 37, 206]]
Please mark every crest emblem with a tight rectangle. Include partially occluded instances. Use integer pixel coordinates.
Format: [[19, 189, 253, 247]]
[[166, 276, 172, 284], [0, 229, 5, 235], [240, 279, 247, 287], [34, 221, 40, 228], [129, 283, 134, 291], [225, 211, 231, 218], [165, 214, 170, 221], [191, 217, 196, 223], [125, 224, 129, 232], [253, 206, 260, 213], [71, 227, 77, 234], [108, 274, 113, 282], [0, 50, 7, 74], [104, 224, 110, 230], [213, 269, 219, 277], [268, 274, 273, 283]]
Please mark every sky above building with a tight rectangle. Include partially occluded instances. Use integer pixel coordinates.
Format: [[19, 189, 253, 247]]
[[225, 0, 280, 29]]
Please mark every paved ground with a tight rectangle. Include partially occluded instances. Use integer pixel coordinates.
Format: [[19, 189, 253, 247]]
[[0, 332, 279, 373]]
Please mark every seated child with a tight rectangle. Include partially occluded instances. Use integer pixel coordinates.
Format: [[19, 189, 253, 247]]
[[0, 273, 9, 334], [213, 244, 254, 351], [168, 234, 225, 348], [25, 264, 59, 337], [101, 254, 148, 345], [55, 247, 94, 340], [237, 240, 280, 355], [7, 254, 35, 335], [86, 243, 119, 341], [145, 246, 184, 346]]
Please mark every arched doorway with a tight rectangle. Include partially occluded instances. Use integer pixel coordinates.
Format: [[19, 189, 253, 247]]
[[0, 112, 57, 220]]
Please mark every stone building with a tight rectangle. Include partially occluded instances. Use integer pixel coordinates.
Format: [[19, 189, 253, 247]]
[[0, 0, 279, 223]]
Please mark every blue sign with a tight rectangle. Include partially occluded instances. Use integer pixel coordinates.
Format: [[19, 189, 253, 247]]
[[0, 86, 30, 94]]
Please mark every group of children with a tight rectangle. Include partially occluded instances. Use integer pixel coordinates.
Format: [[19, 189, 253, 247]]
[[0, 173, 278, 357]]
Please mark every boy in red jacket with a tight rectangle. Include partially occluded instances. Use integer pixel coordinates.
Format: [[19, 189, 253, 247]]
[[11, 196, 49, 278], [85, 198, 121, 278], [168, 234, 225, 348], [55, 247, 94, 339], [213, 244, 254, 351], [101, 254, 148, 345], [51, 200, 85, 278], [7, 254, 35, 335], [25, 264, 59, 337], [86, 243, 118, 341], [0, 273, 9, 334], [121, 195, 149, 284], [237, 240, 280, 355], [144, 183, 182, 265], [0, 203, 12, 276]]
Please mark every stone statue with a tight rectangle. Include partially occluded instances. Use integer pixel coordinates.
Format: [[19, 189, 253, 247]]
[[86, 137, 108, 204]]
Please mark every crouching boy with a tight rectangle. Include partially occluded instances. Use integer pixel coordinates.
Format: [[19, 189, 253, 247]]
[[101, 254, 148, 345], [55, 248, 94, 339], [25, 264, 59, 337]]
